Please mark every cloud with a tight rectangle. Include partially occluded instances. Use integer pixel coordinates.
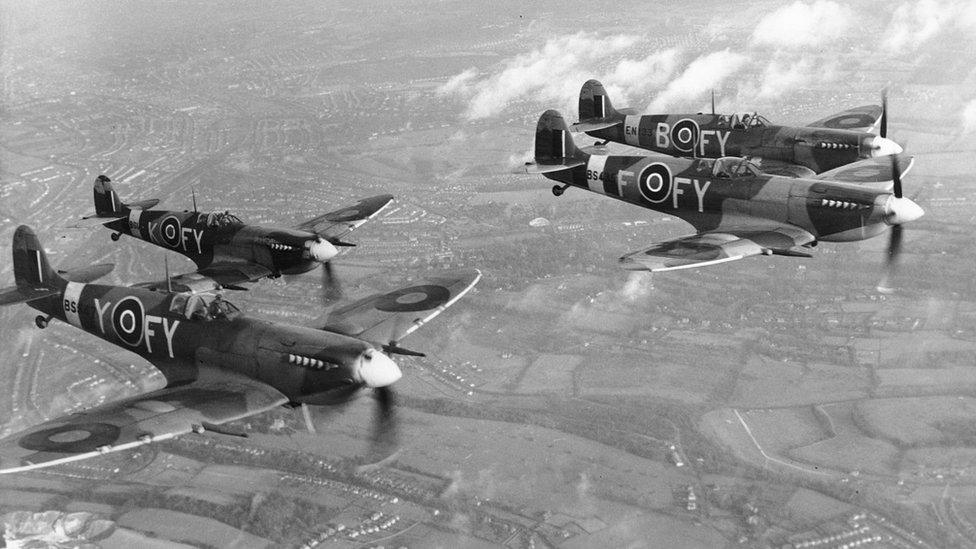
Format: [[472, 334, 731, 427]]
[[883, 0, 951, 51], [750, 1, 853, 48], [437, 33, 682, 120], [645, 50, 748, 112], [882, 0, 976, 51], [962, 98, 976, 134]]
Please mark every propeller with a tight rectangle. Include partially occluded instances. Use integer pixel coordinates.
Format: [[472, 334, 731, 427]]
[[880, 89, 888, 139], [321, 260, 342, 304], [878, 154, 923, 293], [369, 385, 398, 455]]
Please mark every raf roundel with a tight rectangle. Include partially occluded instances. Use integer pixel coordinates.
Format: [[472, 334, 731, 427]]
[[159, 215, 182, 248], [670, 118, 700, 153], [19, 423, 122, 454], [375, 285, 451, 312], [637, 163, 672, 204], [111, 296, 145, 348], [819, 113, 877, 130]]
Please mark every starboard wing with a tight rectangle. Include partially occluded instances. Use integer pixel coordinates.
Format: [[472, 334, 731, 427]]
[[295, 195, 394, 242], [320, 269, 481, 346], [806, 105, 884, 132], [814, 154, 914, 190], [619, 226, 815, 272], [0, 368, 288, 474]]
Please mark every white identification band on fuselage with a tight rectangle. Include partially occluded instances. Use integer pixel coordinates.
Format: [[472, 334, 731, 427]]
[[63, 282, 84, 329], [586, 155, 608, 194], [624, 115, 641, 146], [129, 209, 143, 239]]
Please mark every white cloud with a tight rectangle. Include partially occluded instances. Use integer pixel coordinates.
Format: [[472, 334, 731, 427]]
[[439, 33, 638, 120], [750, 1, 853, 48], [883, 0, 951, 51], [437, 33, 683, 120], [962, 98, 976, 134], [646, 50, 748, 112]]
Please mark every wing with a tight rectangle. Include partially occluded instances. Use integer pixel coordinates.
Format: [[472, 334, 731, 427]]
[[814, 154, 914, 190], [619, 225, 815, 272], [197, 262, 274, 287], [295, 195, 394, 242], [0, 368, 288, 474], [320, 269, 481, 345], [806, 105, 883, 132]]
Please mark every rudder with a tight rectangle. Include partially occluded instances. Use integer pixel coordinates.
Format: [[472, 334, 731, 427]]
[[535, 110, 581, 163], [13, 225, 61, 291], [579, 79, 617, 121], [93, 175, 125, 217]]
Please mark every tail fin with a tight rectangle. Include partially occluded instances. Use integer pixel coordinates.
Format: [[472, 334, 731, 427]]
[[578, 79, 618, 121], [90, 175, 160, 219], [13, 225, 61, 291], [93, 175, 125, 217], [535, 110, 582, 164], [511, 110, 587, 175]]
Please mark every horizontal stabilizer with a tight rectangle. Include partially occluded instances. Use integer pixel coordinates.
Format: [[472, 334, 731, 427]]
[[570, 119, 622, 133], [513, 159, 586, 175], [126, 198, 160, 210], [617, 107, 640, 115], [58, 263, 114, 283], [0, 285, 60, 306]]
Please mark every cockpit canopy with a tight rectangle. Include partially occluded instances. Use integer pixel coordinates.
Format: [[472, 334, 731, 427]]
[[198, 211, 243, 229], [169, 292, 241, 321], [691, 157, 762, 179], [718, 112, 771, 130]]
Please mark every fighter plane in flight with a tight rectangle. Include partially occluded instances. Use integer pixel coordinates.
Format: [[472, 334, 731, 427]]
[[572, 79, 902, 176], [517, 110, 923, 275], [85, 175, 393, 292], [0, 225, 480, 473]]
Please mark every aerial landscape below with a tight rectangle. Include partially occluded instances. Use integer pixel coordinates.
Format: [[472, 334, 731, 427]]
[[1, 0, 976, 548]]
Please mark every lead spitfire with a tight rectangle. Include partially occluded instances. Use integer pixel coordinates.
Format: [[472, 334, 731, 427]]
[[0, 225, 480, 473], [517, 110, 923, 272], [573, 79, 903, 176], [86, 175, 393, 291]]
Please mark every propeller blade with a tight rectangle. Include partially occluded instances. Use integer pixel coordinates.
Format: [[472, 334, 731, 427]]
[[321, 261, 342, 304], [880, 90, 888, 139], [369, 386, 399, 457], [891, 154, 903, 199], [878, 223, 903, 294]]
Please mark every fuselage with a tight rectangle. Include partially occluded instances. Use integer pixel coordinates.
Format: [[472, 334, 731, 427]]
[[103, 209, 325, 276], [586, 113, 884, 174], [28, 279, 372, 403], [545, 153, 897, 242]]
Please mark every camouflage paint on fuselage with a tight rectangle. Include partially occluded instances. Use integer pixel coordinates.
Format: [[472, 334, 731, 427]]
[[544, 153, 892, 242], [104, 209, 321, 276], [28, 278, 371, 401], [585, 114, 874, 174]]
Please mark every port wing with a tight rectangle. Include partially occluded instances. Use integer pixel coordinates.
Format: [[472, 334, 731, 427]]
[[0, 368, 287, 474]]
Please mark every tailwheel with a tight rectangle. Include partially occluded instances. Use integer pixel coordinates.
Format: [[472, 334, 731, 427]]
[[552, 185, 568, 197], [35, 315, 50, 329], [110, 232, 121, 241]]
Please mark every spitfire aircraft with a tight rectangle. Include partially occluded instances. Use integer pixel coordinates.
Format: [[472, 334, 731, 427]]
[[0, 225, 480, 473], [85, 175, 393, 292], [572, 79, 903, 176], [517, 110, 924, 274]]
